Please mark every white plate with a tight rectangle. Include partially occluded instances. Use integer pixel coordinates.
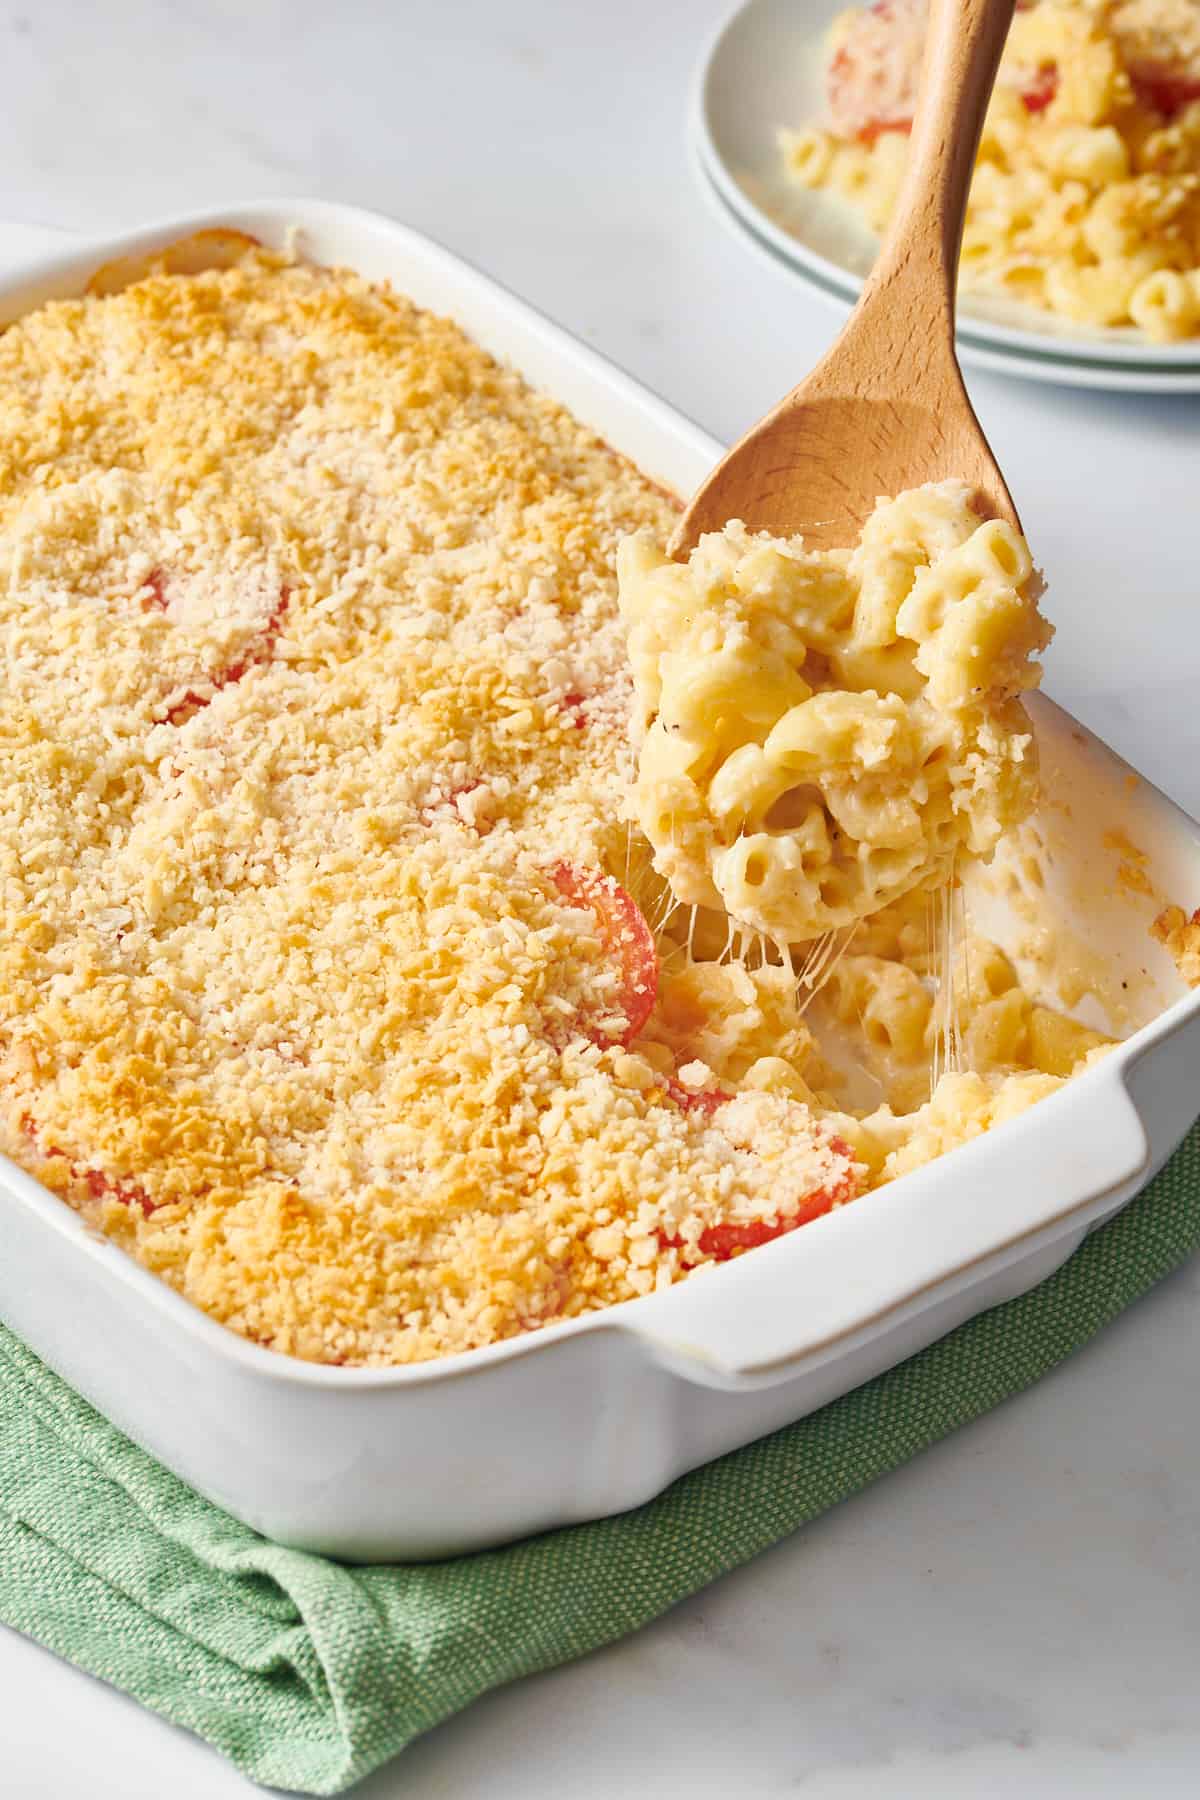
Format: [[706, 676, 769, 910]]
[[2, 200, 1199, 1563], [696, 0, 1200, 393]]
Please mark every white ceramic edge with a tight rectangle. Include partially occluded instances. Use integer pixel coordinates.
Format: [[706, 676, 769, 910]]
[[0, 216, 75, 261], [1, 199, 1199, 1558], [694, 0, 1200, 389]]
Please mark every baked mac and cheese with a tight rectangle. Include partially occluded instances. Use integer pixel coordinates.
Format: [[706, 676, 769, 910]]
[[0, 244, 1113, 1366], [782, 0, 1200, 339]]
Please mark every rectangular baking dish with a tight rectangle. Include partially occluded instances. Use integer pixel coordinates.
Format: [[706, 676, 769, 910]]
[[2, 199, 1199, 1561]]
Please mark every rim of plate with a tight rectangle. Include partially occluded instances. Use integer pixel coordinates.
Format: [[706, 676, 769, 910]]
[[695, 0, 1200, 379], [694, 133, 1200, 392]]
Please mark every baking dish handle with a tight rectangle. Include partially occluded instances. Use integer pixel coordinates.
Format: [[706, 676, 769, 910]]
[[621, 1063, 1152, 1391]]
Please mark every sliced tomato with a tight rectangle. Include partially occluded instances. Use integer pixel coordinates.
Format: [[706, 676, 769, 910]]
[[1129, 63, 1200, 119], [692, 1192, 839, 1258], [551, 863, 658, 1046], [660, 1134, 858, 1263], [81, 1167, 158, 1218], [829, 44, 915, 142], [164, 585, 290, 725], [856, 115, 913, 144], [1021, 64, 1059, 114], [19, 1115, 158, 1216], [422, 778, 486, 829], [561, 690, 589, 731], [664, 1076, 731, 1118], [141, 568, 169, 612], [826, 0, 923, 142]]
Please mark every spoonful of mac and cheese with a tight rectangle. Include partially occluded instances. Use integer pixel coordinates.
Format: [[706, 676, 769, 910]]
[[618, 481, 1051, 944]]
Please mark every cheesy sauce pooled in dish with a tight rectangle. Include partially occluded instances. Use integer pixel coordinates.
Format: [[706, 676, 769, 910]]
[[0, 247, 1110, 1366]]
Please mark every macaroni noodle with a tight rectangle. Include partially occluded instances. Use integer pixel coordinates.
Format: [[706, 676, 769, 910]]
[[782, 0, 1200, 341], [618, 484, 1051, 944]]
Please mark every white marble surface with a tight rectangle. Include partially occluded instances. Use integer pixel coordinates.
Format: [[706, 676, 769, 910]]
[[1, 0, 1198, 1792]]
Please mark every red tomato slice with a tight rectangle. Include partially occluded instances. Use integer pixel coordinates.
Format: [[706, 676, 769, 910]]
[[664, 1076, 731, 1118], [141, 568, 169, 612], [829, 44, 915, 142], [164, 585, 290, 725], [856, 115, 913, 144], [19, 1115, 158, 1217], [560, 690, 589, 730], [1129, 63, 1200, 118], [1021, 64, 1059, 113], [422, 778, 487, 830], [81, 1167, 158, 1218], [826, 0, 923, 142], [660, 1134, 858, 1262], [552, 863, 658, 1046]]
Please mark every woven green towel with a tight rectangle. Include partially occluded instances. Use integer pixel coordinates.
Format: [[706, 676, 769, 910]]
[[2, 1121, 1199, 1795]]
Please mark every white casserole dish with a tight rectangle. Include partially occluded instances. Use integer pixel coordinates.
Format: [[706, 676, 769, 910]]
[[1, 199, 1198, 1562]]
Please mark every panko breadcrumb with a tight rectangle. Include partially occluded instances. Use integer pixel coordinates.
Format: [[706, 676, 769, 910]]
[[0, 249, 862, 1365], [0, 247, 1127, 1367], [1153, 903, 1200, 986]]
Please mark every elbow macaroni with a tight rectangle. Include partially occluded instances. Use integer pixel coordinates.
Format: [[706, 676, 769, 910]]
[[782, 0, 1200, 342], [642, 883, 1117, 1185], [0, 246, 1131, 1368], [618, 483, 1052, 944]]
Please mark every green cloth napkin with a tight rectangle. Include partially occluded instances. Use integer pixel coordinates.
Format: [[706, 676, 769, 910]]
[[3, 1121, 1199, 1795]]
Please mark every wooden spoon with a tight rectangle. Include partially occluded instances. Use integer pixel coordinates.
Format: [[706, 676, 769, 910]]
[[672, 0, 1018, 556]]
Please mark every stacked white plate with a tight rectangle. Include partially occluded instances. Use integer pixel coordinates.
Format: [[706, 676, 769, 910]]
[[695, 0, 1200, 393]]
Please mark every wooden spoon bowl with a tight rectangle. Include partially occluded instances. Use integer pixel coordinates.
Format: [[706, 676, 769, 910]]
[[672, 0, 1019, 556]]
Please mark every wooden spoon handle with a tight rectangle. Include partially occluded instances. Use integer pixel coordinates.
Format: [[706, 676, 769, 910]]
[[867, 0, 1016, 321], [668, 0, 1021, 555]]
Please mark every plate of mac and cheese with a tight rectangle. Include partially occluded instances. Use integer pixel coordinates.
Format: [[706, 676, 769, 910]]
[[5, 228, 1192, 1378], [696, 0, 1200, 389]]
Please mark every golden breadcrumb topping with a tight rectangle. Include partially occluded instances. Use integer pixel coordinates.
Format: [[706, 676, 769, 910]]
[[0, 250, 864, 1365], [1153, 903, 1200, 986], [0, 247, 1130, 1367]]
